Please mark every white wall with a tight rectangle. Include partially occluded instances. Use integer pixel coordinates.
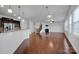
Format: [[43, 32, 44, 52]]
[[28, 21, 64, 33], [20, 20, 27, 29], [0, 30, 30, 54], [41, 22, 64, 33], [29, 21, 35, 32]]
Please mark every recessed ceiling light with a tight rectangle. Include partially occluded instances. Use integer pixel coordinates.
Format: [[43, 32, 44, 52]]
[[8, 9, 13, 13], [18, 16, 21, 19], [22, 20, 24, 22], [48, 15, 51, 18], [0, 5, 4, 7]]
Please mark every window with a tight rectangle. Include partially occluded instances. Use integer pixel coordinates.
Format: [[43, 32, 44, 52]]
[[65, 19, 68, 31], [73, 6, 79, 35], [69, 15, 72, 33], [65, 6, 79, 36], [73, 6, 79, 22]]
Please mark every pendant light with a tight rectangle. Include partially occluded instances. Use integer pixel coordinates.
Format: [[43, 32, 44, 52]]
[[45, 6, 55, 23], [46, 6, 51, 19], [17, 6, 21, 19], [22, 12, 24, 22], [8, 5, 13, 13]]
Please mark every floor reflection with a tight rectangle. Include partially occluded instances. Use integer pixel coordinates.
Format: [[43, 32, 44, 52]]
[[26, 32, 65, 53]]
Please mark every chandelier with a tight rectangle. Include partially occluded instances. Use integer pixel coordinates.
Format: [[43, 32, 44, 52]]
[[45, 6, 55, 23]]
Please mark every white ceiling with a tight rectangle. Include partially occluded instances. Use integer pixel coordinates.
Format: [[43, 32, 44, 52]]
[[0, 5, 71, 22]]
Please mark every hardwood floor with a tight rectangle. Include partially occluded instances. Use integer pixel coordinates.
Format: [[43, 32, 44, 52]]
[[14, 32, 76, 54]]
